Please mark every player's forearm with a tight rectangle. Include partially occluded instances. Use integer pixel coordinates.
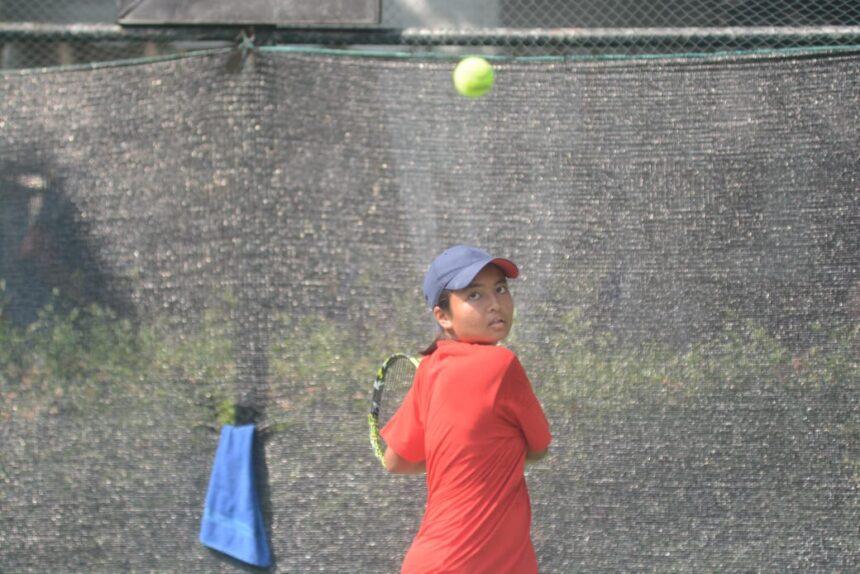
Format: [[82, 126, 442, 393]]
[[390, 459, 427, 474], [383, 447, 427, 474], [526, 447, 548, 464]]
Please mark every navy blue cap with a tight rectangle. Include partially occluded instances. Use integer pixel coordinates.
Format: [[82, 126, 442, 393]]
[[423, 245, 519, 309]]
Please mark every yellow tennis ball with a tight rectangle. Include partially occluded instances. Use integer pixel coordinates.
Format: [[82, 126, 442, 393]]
[[452, 56, 494, 98]]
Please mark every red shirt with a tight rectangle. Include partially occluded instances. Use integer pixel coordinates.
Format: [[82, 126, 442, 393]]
[[381, 340, 552, 574]]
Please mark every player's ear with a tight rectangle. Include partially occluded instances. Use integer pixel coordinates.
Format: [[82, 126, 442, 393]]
[[433, 305, 453, 330]]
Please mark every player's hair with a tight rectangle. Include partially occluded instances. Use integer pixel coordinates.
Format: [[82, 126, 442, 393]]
[[420, 290, 451, 356]]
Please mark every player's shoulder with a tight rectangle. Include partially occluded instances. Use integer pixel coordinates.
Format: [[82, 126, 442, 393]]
[[475, 343, 518, 365], [437, 340, 520, 367]]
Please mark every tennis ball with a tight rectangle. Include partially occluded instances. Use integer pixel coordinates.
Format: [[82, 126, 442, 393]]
[[452, 56, 494, 98]]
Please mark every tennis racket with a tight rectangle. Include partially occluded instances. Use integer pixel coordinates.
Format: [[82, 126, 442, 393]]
[[368, 353, 420, 465]]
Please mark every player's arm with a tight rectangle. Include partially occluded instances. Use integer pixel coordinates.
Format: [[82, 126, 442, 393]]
[[526, 447, 548, 464], [383, 446, 426, 475]]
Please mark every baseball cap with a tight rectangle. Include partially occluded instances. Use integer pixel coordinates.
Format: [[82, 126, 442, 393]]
[[423, 245, 519, 309]]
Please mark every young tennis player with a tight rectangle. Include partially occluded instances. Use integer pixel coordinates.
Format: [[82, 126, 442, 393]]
[[380, 244, 552, 573]]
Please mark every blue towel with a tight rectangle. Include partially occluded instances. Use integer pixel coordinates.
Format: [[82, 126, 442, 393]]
[[200, 424, 272, 568]]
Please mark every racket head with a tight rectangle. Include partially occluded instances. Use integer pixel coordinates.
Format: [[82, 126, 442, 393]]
[[369, 353, 419, 465]]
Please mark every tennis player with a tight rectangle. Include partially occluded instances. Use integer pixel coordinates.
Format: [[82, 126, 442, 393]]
[[381, 245, 552, 573]]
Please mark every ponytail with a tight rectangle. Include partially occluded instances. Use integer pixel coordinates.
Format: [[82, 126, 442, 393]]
[[420, 290, 451, 356], [419, 332, 444, 356]]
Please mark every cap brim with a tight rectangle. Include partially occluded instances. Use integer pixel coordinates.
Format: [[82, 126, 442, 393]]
[[491, 258, 519, 279]]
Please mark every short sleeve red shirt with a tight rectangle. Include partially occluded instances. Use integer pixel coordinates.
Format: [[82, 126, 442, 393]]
[[381, 340, 552, 574]]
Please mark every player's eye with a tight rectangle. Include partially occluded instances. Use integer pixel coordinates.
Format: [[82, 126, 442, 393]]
[[496, 284, 509, 295], [467, 291, 481, 300]]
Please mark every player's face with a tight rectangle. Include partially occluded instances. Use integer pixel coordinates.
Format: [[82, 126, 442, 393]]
[[435, 264, 514, 345]]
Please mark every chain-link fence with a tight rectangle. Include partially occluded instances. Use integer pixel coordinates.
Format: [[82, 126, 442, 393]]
[[2, 0, 860, 69]]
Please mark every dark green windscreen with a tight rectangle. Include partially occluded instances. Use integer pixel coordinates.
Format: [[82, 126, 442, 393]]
[[0, 48, 857, 572]]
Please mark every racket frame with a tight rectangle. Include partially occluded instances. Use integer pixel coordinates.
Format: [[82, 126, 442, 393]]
[[368, 353, 420, 465]]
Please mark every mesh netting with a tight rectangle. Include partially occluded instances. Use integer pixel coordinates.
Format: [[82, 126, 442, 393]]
[[2, 0, 860, 69], [0, 47, 858, 572]]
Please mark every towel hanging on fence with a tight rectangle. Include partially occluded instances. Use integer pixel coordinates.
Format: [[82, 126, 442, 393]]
[[200, 424, 272, 568]]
